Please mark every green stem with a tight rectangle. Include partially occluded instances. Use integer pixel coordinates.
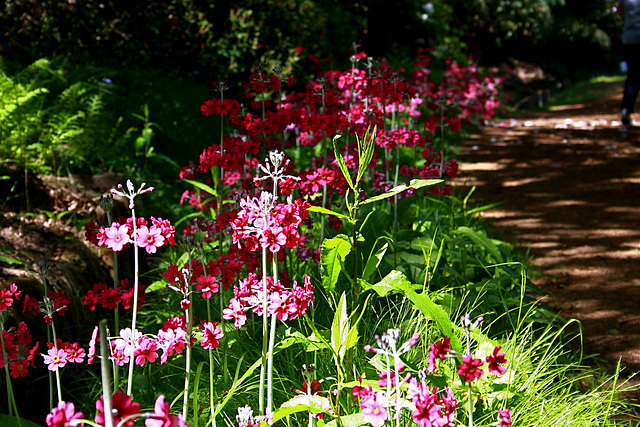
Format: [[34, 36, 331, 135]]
[[183, 307, 192, 420], [126, 207, 140, 397], [50, 319, 62, 403], [99, 320, 115, 427], [107, 211, 121, 393], [259, 246, 268, 415], [0, 321, 21, 426]]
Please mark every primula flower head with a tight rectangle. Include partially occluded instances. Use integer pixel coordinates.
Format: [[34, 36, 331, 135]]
[[457, 354, 484, 383], [145, 394, 186, 427], [46, 400, 84, 427], [486, 345, 507, 375], [96, 390, 140, 427]]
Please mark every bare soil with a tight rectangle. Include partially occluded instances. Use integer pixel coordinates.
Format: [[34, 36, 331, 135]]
[[456, 81, 640, 394]]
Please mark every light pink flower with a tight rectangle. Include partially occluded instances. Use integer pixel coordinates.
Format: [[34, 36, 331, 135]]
[[137, 225, 166, 254], [359, 392, 388, 427], [87, 326, 99, 364], [104, 223, 130, 251], [44, 347, 68, 371]]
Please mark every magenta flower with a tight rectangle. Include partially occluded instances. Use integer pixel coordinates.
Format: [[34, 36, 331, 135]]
[[195, 275, 219, 298], [145, 395, 186, 427], [0, 288, 14, 310], [134, 336, 159, 366], [104, 223, 130, 251], [137, 225, 166, 254], [87, 326, 99, 364], [457, 354, 484, 383], [44, 347, 68, 371], [427, 336, 451, 372], [95, 390, 140, 427], [486, 345, 507, 375], [46, 400, 84, 427], [200, 321, 224, 350], [498, 407, 512, 427]]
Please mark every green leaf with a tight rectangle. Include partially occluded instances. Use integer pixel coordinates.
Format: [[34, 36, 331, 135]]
[[324, 414, 368, 427], [405, 291, 462, 352], [145, 280, 168, 293], [0, 414, 41, 427], [362, 242, 388, 282], [0, 255, 24, 265], [182, 178, 216, 197], [356, 125, 377, 186], [386, 271, 463, 352], [320, 235, 351, 293], [333, 134, 354, 190], [271, 395, 333, 423], [457, 226, 504, 263], [361, 179, 443, 205], [331, 292, 350, 360], [307, 205, 350, 221]]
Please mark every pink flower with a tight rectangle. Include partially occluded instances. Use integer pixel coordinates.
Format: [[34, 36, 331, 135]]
[[145, 395, 186, 427], [486, 345, 507, 375], [359, 392, 388, 427], [46, 401, 84, 427], [200, 321, 224, 350], [44, 347, 68, 371], [195, 275, 219, 298], [0, 288, 14, 310], [95, 390, 140, 427], [427, 337, 450, 372], [105, 223, 130, 251], [134, 336, 159, 366], [64, 342, 86, 363], [137, 225, 166, 254], [498, 407, 512, 427], [87, 326, 99, 364], [457, 354, 484, 383]]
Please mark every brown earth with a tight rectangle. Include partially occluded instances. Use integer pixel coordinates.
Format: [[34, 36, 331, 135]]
[[456, 80, 640, 394]]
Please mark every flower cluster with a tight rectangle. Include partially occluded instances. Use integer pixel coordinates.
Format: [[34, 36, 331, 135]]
[[223, 273, 314, 328], [86, 216, 176, 254], [82, 279, 146, 311]]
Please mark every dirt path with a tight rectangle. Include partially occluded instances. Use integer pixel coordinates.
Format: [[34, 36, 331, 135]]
[[456, 82, 640, 388]]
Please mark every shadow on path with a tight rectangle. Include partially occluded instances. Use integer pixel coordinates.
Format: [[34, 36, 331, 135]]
[[456, 87, 640, 382]]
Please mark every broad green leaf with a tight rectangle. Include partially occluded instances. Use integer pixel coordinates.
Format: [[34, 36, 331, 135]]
[[356, 125, 377, 186], [324, 413, 368, 427], [331, 292, 349, 360], [307, 205, 350, 221], [333, 135, 354, 189], [320, 235, 351, 293], [271, 395, 333, 423], [361, 179, 443, 205], [457, 226, 503, 263], [389, 271, 463, 352], [362, 242, 388, 282], [145, 280, 168, 293], [0, 414, 41, 427], [0, 255, 24, 265], [182, 178, 216, 197]]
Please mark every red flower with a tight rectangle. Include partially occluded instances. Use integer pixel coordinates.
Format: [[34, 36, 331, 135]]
[[9, 359, 29, 378], [457, 354, 484, 383], [0, 288, 14, 310], [95, 390, 140, 427], [486, 345, 507, 375]]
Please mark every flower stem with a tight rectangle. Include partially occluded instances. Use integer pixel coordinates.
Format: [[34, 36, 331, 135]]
[[183, 306, 192, 421], [0, 321, 21, 426], [99, 319, 114, 427], [259, 246, 268, 414], [126, 207, 140, 397], [107, 210, 121, 393]]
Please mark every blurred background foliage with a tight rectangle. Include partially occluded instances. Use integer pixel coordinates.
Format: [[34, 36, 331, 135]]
[[1, 0, 624, 83], [0, 0, 626, 215]]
